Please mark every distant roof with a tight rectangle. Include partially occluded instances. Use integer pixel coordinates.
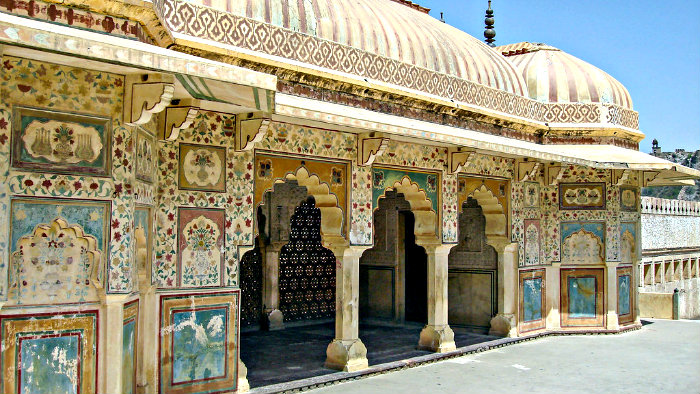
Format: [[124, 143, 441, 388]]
[[178, 0, 527, 96], [495, 42, 633, 109]]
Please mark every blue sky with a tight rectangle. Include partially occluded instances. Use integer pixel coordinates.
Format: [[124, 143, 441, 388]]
[[418, 0, 700, 153]]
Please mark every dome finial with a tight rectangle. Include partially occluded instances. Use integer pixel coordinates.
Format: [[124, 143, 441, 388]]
[[484, 1, 496, 47]]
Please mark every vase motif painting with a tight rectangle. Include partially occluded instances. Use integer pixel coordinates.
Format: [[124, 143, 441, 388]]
[[559, 183, 606, 210], [178, 208, 224, 287], [12, 107, 111, 176], [178, 144, 226, 192]]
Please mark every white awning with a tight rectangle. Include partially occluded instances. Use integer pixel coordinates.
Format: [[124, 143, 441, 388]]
[[0, 12, 276, 114], [275, 94, 699, 185]]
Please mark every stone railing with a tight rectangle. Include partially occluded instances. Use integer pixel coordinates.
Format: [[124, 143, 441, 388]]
[[641, 197, 700, 216], [640, 197, 700, 319]]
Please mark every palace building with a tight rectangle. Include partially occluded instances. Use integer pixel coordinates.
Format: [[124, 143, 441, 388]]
[[0, 0, 697, 393]]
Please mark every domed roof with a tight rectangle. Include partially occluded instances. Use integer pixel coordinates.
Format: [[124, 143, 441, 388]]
[[178, 0, 527, 96], [496, 42, 633, 109]]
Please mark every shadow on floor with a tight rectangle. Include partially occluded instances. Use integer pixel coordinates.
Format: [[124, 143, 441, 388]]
[[240, 322, 499, 388]]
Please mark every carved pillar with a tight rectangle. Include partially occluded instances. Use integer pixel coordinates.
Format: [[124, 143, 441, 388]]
[[489, 240, 518, 337], [262, 242, 284, 330], [325, 246, 369, 372], [102, 294, 129, 394], [238, 359, 250, 392], [605, 261, 620, 330], [545, 263, 562, 330], [136, 285, 157, 394], [418, 243, 456, 353]]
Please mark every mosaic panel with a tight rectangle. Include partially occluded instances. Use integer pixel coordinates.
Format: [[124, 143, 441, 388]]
[[619, 222, 637, 265], [8, 198, 109, 305], [177, 208, 225, 288], [442, 174, 458, 243], [519, 269, 545, 332], [123, 300, 139, 394], [350, 164, 372, 246], [159, 291, 239, 394], [0, 310, 99, 394], [617, 266, 633, 324], [523, 219, 542, 266], [135, 128, 155, 183], [559, 183, 606, 210], [178, 143, 226, 193], [560, 222, 605, 265], [523, 182, 540, 208], [134, 206, 153, 287], [11, 106, 112, 177], [620, 186, 638, 212], [372, 167, 439, 213], [560, 269, 604, 327]]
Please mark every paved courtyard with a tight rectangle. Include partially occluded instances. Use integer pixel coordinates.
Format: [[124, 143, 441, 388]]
[[308, 319, 700, 394]]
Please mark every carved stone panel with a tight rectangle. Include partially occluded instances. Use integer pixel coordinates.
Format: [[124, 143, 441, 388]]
[[261, 181, 308, 244], [448, 197, 497, 270]]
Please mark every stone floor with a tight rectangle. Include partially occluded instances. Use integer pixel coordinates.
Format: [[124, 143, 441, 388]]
[[308, 319, 700, 394], [240, 322, 498, 388]]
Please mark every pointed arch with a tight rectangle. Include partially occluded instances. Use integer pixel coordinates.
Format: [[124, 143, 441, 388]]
[[376, 176, 438, 239], [468, 184, 508, 244], [260, 166, 346, 245]]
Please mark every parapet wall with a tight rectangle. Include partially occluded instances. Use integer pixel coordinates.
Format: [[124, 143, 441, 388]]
[[641, 197, 700, 251]]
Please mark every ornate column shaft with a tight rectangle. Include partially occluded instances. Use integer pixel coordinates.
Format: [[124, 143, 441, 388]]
[[489, 240, 518, 337], [262, 242, 284, 330], [545, 263, 562, 330], [103, 294, 129, 394], [605, 261, 620, 330], [325, 245, 369, 372], [418, 243, 456, 353]]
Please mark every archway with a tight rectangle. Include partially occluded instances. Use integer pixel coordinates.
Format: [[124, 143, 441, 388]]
[[359, 190, 428, 323], [240, 166, 347, 387], [448, 197, 498, 333], [455, 182, 516, 337]]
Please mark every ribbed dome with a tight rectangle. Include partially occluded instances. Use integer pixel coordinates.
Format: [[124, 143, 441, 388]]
[[184, 0, 527, 96], [497, 42, 633, 109]]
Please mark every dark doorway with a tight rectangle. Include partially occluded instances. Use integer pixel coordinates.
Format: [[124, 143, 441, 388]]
[[403, 211, 427, 323], [360, 190, 427, 324]]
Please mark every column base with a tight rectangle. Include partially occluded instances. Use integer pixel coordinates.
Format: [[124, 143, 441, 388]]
[[418, 325, 456, 353], [606, 312, 619, 330], [325, 339, 368, 372], [237, 360, 250, 392], [489, 313, 517, 337], [263, 309, 284, 331]]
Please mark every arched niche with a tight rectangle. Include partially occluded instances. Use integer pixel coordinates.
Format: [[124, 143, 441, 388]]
[[447, 197, 498, 333], [374, 176, 438, 243], [259, 166, 346, 247], [467, 184, 508, 249]]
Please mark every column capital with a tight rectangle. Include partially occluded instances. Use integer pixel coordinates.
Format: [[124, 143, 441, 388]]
[[605, 261, 620, 268]]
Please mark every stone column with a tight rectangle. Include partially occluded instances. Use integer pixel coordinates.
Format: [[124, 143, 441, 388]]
[[137, 284, 157, 394], [102, 294, 129, 394], [489, 241, 519, 337], [262, 242, 284, 330], [325, 245, 369, 371], [605, 261, 619, 330], [238, 359, 250, 392], [417, 243, 456, 353], [545, 262, 562, 330]]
